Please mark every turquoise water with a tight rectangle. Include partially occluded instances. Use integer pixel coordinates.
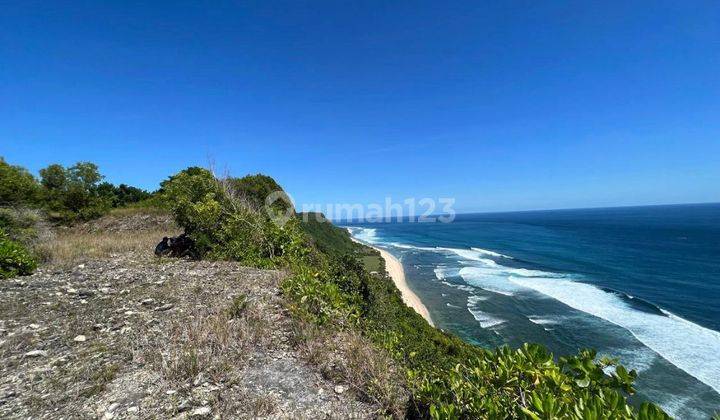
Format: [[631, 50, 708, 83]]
[[343, 203, 720, 418]]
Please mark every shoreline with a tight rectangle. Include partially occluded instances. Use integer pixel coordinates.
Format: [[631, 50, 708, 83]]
[[350, 236, 434, 326]]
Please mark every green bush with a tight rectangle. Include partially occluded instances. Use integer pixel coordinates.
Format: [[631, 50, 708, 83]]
[[0, 207, 43, 244], [229, 173, 294, 213], [0, 157, 41, 206], [160, 167, 309, 267], [406, 345, 670, 419], [96, 182, 151, 207], [39, 161, 112, 223], [0, 229, 37, 279]]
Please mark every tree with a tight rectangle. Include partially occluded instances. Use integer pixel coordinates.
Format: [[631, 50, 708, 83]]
[[38, 162, 111, 222], [0, 158, 40, 206], [68, 162, 103, 190], [39, 164, 67, 190]]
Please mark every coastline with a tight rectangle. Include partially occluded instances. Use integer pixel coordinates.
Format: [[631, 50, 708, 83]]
[[350, 236, 434, 326]]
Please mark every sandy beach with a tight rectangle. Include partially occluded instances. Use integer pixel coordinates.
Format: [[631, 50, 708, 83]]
[[375, 246, 434, 326], [350, 236, 434, 326]]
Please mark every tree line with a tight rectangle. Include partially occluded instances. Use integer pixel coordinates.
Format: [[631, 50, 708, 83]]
[[0, 157, 151, 223]]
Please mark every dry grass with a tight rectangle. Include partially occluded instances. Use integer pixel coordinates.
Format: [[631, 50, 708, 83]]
[[296, 323, 409, 418], [106, 205, 170, 217], [34, 206, 179, 266], [155, 296, 274, 386], [35, 228, 175, 267]]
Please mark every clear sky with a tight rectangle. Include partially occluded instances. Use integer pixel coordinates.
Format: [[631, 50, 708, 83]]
[[2, 1, 719, 213]]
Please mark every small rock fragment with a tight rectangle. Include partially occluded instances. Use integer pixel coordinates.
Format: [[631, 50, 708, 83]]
[[334, 385, 346, 394], [190, 406, 211, 417], [177, 400, 191, 412], [74, 335, 87, 342], [154, 304, 174, 312], [24, 350, 47, 358]]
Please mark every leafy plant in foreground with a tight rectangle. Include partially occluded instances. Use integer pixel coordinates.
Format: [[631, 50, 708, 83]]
[[0, 229, 37, 279]]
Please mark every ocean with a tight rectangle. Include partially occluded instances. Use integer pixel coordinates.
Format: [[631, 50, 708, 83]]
[[342, 203, 720, 419]]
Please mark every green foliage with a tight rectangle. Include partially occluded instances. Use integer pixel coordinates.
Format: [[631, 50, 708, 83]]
[[1, 157, 153, 225], [408, 344, 668, 419], [39, 161, 112, 223], [157, 166, 670, 419], [229, 174, 294, 213], [297, 212, 360, 257], [0, 229, 37, 279], [96, 182, 151, 207], [227, 294, 248, 319], [0, 157, 41, 206], [0, 207, 42, 244], [160, 167, 309, 267], [281, 262, 363, 326]]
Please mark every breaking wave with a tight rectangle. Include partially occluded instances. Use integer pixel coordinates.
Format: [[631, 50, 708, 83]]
[[510, 275, 720, 393], [346, 227, 720, 394], [468, 296, 506, 328]]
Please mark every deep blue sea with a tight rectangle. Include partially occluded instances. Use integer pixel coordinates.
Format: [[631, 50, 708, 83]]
[[343, 203, 720, 419]]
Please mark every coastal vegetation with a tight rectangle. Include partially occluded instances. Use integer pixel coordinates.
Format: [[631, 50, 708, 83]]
[[158, 166, 670, 419], [0, 157, 155, 276], [0, 156, 671, 418]]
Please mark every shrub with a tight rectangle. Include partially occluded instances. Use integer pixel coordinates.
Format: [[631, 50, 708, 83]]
[[160, 167, 310, 267], [0, 229, 37, 278], [406, 345, 670, 419], [0, 207, 42, 244], [0, 157, 41, 206], [39, 161, 112, 223], [228, 174, 294, 214], [96, 182, 151, 207], [227, 294, 248, 319]]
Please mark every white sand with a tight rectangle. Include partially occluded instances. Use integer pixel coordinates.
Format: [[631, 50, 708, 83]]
[[350, 235, 434, 326], [375, 246, 434, 326]]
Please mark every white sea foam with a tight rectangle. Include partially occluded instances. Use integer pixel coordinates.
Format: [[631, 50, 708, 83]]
[[598, 347, 658, 374], [351, 227, 378, 243], [440, 280, 476, 293], [510, 276, 720, 393], [467, 296, 506, 328], [470, 247, 513, 259], [457, 261, 557, 296], [436, 246, 514, 262], [389, 242, 419, 249], [434, 266, 460, 280], [380, 242, 513, 262], [527, 316, 561, 326], [347, 229, 720, 394]]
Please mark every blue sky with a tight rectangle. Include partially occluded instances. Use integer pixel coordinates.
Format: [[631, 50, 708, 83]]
[[2, 1, 719, 213]]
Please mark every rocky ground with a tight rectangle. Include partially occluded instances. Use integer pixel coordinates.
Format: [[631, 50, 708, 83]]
[[0, 251, 377, 419]]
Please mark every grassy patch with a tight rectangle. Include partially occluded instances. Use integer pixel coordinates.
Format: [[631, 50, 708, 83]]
[[35, 228, 172, 266], [227, 294, 248, 319]]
